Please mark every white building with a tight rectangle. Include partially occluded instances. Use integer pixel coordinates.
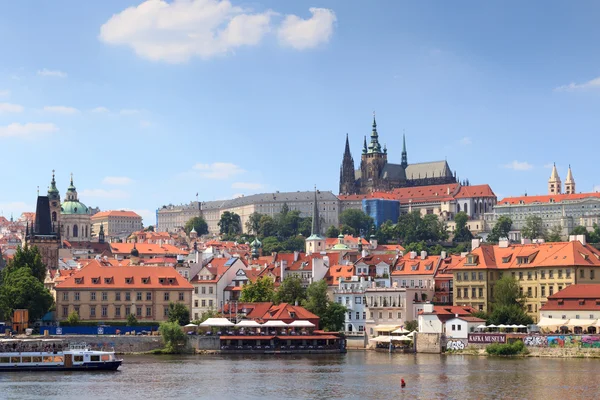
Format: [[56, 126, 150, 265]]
[[445, 316, 485, 339], [333, 277, 370, 333]]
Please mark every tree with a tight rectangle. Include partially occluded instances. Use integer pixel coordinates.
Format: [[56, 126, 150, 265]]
[[453, 212, 473, 242], [4, 244, 46, 283], [282, 236, 305, 252], [303, 280, 329, 317], [340, 224, 356, 236], [486, 216, 513, 243], [570, 226, 591, 242], [298, 217, 312, 238], [471, 310, 489, 323], [521, 215, 545, 240], [326, 225, 340, 238], [159, 321, 186, 353], [66, 311, 80, 326], [339, 209, 373, 236], [126, 313, 138, 326], [0, 267, 54, 322], [258, 215, 277, 238], [198, 309, 221, 324], [184, 216, 209, 236], [487, 275, 533, 325], [376, 220, 396, 244], [245, 212, 263, 236], [144, 225, 155, 232], [275, 276, 306, 305], [262, 236, 283, 255], [404, 320, 418, 332], [167, 302, 191, 325], [240, 277, 275, 302], [218, 211, 242, 236], [546, 225, 564, 243], [321, 302, 347, 332]]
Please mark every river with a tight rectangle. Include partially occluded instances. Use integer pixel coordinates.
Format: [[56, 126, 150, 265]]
[[0, 352, 598, 399]]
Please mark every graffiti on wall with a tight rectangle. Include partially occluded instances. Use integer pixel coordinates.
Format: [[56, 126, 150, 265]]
[[524, 336, 548, 347], [446, 340, 466, 350], [523, 335, 600, 348]]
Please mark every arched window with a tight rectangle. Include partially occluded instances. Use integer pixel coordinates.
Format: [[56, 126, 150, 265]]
[[73, 224, 78, 238], [457, 204, 461, 213], [67, 226, 70, 238], [464, 204, 468, 215], [85, 225, 88, 238], [52, 211, 57, 222]]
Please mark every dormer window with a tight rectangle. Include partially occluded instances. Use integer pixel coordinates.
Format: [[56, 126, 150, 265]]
[[142, 277, 150, 284], [159, 278, 166, 284], [75, 278, 83, 284], [125, 277, 133, 284], [411, 264, 418, 271], [104, 277, 113, 284], [579, 299, 585, 306], [502, 255, 512, 263], [466, 255, 478, 265], [425, 263, 433, 271], [168, 278, 175, 284], [91, 278, 100, 284]]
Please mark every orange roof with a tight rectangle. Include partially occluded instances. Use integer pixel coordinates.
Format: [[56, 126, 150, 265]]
[[497, 191, 600, 206], [325, 235, 369, 248], [434, 254, 464, 278], [325, 264, 355, 285], [261, 303, 319, 322], [92, 210, 141, 219], [374, 244, 405, 252], [356, 254, 397, 266], [55, 260, 193, 290], [541, 285, 600, 311], [392, 255, 439, 276], [453, 241, 600, 270], [110, 242, 187, 256], [421, 305, 478, 316], [454, 184, 496, 199]]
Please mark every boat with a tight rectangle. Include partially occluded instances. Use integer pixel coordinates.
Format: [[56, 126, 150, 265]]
[[0, 339, 122, 372]]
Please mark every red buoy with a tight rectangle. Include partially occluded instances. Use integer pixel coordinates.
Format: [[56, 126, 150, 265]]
[[401, 378, 406, 388]]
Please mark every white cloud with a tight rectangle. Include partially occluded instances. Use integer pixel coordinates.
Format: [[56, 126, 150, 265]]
[[459, 136, 472, 145], [231, 182, 265, 190], [79, 188, 130, 199], [0, 122, 58, 138], [37, 68, 67, 78], [555, 76, 600, 92], [140, 120, 151, 128], [102, 176, 133, 185], [91, 106, 110, 113], [120, 109, 140, 115], [278, 8, 336, 50], [43, 105, 79, 115], [193, 162, 244, 179], [99, 0, 336, 63], [0, 103, 24, 113], [0, 90, 10, 98], [502, 160, 533, 171]]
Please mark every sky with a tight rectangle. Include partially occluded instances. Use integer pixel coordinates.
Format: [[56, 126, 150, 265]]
[[1, 0, 600, 226]]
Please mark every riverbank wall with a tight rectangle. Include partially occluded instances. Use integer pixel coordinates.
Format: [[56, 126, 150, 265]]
[[33, 335, 165, 354]]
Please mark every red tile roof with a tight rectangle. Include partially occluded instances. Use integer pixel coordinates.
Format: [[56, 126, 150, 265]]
[[392, 255, 439, 276], [92, 210, 141, 219], [497, 192, 600, 206], [454, 184, 496, 199], [110, 242, 187, 256], [325, 264, 355, 285], [541, 285, 600, 311]]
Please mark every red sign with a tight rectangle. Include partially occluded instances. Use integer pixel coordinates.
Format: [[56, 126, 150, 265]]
[[468, 333, 506, 344]]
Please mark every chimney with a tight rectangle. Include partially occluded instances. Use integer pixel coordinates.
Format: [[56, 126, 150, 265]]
[[294, 251, 299, 262], [570, 234, 586, 246], [420, 251, 427, 260], [410, 251, 417, 260], [471, 238, 481, 250], [498, 239, 509, 248], [423, 303, 434, 313], [521, 238, 531, 245], [440, 250, 447, 259]]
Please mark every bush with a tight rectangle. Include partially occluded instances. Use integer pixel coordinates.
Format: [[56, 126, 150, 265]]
[[127, 314, 138, 326], [486, 340, 527, 356], [159, 321, 186, 353]]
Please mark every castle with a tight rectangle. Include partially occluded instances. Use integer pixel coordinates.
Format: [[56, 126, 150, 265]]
[[339, 115, 457, 195]]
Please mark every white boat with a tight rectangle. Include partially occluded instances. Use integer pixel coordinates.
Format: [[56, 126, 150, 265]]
[[0, 339, 122, 372]]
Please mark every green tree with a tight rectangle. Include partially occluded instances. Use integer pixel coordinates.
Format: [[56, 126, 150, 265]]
[[4, 244, 46, 283], [65, 310, 81, 326], [339, 209, 373, 236], [321, 302, 347, 332], [326, 225, 340, 238], [240, 277, 275, 302], [0, 267, 54, 321], [546, 225, 564, 242], [245, 212, 263, 235], [340, 224, 356, 236], [453, 212, 473, 242], [404, 320, 418, 332], [167, 302, 191, 325], [275, 276, 306, 305], [126, 313, 138, 326], [570, 226, 591, 242], [493, 275, 525, 307], [303, 280, 329, 317], [487, 275, 533, 325], [487, 216, 513, 243], [184, 216, 209, 236], [282, 236, 305, 252], [298, 217, 312, 237], [376, 220, 396, 244], [218, 211, 242, 236], [159, 321, 186, 353], [199, 309, 221, 323], [258, 215, 277, 238], [521, 215, 545, 240], [144, 225, 155, 232], [261, 236, 283, 255], [489, 304, 533, 326], [471, 310, 489, 323]]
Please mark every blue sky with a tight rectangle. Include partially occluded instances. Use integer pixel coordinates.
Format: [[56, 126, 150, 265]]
[[1, 0, 600, 225]]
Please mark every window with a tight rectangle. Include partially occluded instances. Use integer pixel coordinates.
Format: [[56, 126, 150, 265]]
[[479, 305, 484, 311], [558, 270, 563, 279], [136, 307, 142, 317], [549, 286, 554, 296], [74, 292, 80, 301], [558, 285, 563, 291], [581, 269, 585, 279], [194, 300, 199, 307], [115, 292, 121, 301], [378, 312, 383, 319], [125, 278, 133, 284], [90, 306, 96, 317], [518, 272, 523, 280], [348, 312, 352, 320], [359, 326, 365, 332], [472, 288, 476, 298], [146, 307, 152, 317], [194, 287, 199, 294], [178, 292, 184, 301], [478, 272, 484, 281], [74, 306, 79, 315], [463, 272, 468, 281], [456, 274, 461, 281], [355, 297, 361, 304], [208, 300, 213, 307], [397, 312, 402, 319], [146, 292, 152, 301], [478, 288, 483, 298], [418, 280, 423, 287], [541, 270, 546, 279], [115, 307, 121, 317], [62, 306, 68, 317], [471, 272, 476, 281], [388, 312, 392, 319], [164, 307, 169, 317], [125, 292, 131, 301], [62, 292, 69, 301], [464, 288, 469, 298], [90, 292, 96, 301], [164, 292, 170, 301], [527, 271, 532, 280], [102, 306, 108, 317], [136, 292, 142, 301], [541, 286, 546, 297], [102, 292, 108, 301], [452, 324, 456, 331], [457, 325, 461, 331], [201, 287, 206, 294], [363, 312, 366, 319], [566, 269, 571, 279], [591, 270, 596, 280], [209, 287, 213, 294], [125, 307, 131, 316], [201, 300, 206, 307], [527, 304, 532, 312], [527, 287, 532, 297]]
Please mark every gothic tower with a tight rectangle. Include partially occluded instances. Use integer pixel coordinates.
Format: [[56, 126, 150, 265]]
[[564, 165, 576, 194], [360, 113, 388, 193], [305, 187, 325, 254], [339, 133, 357, 195], [548, 163, 562, 195], [401, 133, 408, 168], [47, 170, 61, 226], [25, 196, 60, 270]]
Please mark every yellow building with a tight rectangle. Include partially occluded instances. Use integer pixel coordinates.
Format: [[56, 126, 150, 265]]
[[453, 237, 600, 322], [55, 260, 193, 322]]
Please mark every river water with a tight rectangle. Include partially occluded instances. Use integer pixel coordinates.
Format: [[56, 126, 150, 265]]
[[0, 352, 598, 399]]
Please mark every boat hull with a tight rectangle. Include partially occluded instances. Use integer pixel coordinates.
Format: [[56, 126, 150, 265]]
[[0, 360, 122, 372]]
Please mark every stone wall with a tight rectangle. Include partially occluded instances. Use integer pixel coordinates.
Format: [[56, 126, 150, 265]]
[[416, 332, 441, 354], [193, 336, 220, 351], [54, 335, 164, 354]]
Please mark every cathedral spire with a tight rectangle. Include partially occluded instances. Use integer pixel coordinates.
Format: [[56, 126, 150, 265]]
[[362, 136, 367, 154], [401, 131, 408, 168], [548, 162, 562, 195], [310, 186, 322, 237], [565, 164, 576, 194], [368, 111, 382, 153], [344, 133, 351, 157]]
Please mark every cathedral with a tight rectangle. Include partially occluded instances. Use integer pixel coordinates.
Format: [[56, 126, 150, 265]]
[[47, 171, 93, 242], [339, 115, 457, 195]]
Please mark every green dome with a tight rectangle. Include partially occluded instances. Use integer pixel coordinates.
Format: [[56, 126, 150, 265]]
[[61, 200, 89, 215]]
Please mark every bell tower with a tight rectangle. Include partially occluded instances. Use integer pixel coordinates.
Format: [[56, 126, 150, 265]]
[[548, 163, 562, 195], [47, 170, 61, 226], [339, 134, 357, 195], [360, 112, 388, 193], [564, 165, 576, 194]]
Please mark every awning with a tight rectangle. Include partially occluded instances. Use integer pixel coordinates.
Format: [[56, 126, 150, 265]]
[[566, 318, 597, 328], [395, 335, 413, 341], [288, 320, 316, 328], [373, 325, 401, 332], [537, 317, 568, 328], [262, 320, 289, 328], [406, 331, 415, 337], [200, 318, 235, 327], [221, 336, 275, 340], [391, 328, 410, 334], [235, 320, 262, 328], [282, 335, 338, 340], [486, 324, 497, 328], [369, 336, 392, 343]]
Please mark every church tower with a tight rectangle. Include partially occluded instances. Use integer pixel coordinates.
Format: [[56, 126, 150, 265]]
[[564, 165, 576, 194], [360, 113, 388, 193], [305, 187, 325, 255], [548, 163, 562, 195], [339, 134, 357, 195], [401, 133, 408, 168], [47, 170, 61, 226]]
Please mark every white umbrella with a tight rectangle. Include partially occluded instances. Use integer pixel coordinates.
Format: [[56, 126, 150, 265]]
[[497, 324, 507, 328], [184, 323, 198, 327], [566, 318, 596, 328], [406, 331, 415, 337], [476, 324, 487, 329], [517, 324, 527, 328], [487, 324, 497, 328], [392, 328, 410, 334], [200, 318, 234, 327], [396, 335, 413, 341], [288, 320, 315, 328], [235, 320, 262, 328], [369, 336, 391, 343], [261, 320, 289, 328]]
